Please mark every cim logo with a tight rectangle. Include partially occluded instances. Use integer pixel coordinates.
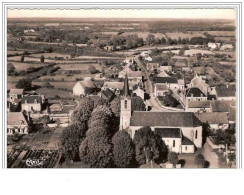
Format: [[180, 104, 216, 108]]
[[26, 158, 45, 167]]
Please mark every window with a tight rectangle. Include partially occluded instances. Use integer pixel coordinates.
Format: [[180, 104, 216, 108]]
[[124, 100, 127, 109], [173, 140, 175, 147], [195, 130, 198, 139], [185, 146, 188, 150]]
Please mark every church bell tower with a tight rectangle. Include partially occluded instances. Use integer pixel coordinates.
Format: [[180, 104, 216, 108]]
[[120, 74, 131, 130]]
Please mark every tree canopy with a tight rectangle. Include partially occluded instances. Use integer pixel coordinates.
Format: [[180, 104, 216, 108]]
[[132, 96, 146, 112], [112, 130, 135, 168], [15, 78, 32, 91], [133, 126, 167, 165]]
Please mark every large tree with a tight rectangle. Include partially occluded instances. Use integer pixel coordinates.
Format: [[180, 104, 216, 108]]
[[60, 124, 86, 161], [71, 97, 94, 130], [79, 127, 113, 168], [7, 62, 16, 76], [168, 152, 179, 167], [15, 78, 32, 91], [133, 126, 167, 165], [132, 96, 146, 112], [110, 97, 121, 117], [112, 130, 135, 168]]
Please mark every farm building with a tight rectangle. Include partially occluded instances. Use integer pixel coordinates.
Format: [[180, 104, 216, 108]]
[[73, 80, 97, 96], [155, 84, 168, 97], [185, 87, 208, 108], [214, 85, 236, 101], [7, 112, 29, 134], [154, 77, 183, 91], [190, 75, 211, 96], [197, 112, 229, 130], [186, 100, 211, 113]]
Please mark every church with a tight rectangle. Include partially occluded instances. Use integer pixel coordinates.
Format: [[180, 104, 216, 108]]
[[120, 74, 203, 153]]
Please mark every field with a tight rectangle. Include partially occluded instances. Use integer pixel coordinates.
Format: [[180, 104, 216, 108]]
[[9, 61, 48, 71], [205, 31, 235, 37], [122, 32, 167, 41], [184, 49, 214, 56], [165, 32, 205, 39]]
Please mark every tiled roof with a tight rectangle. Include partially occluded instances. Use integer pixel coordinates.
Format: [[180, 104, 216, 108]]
[[156, 84, 168, 91], [186, 87, 206, 97], [127, 71, 142, 78], [155, 128, 181, 138], [188, 101, 211, 108], [216, 85, 236, 97], [21, 95, 42, 104], [10, 88, 24, 95], [211, 100, 235, 112], [78, 80, 96, 89], [182, 136, 194, 145], [131, 112, 202, 127], [197, 112, 229, 124], [229, 106, 236, 122], [101, 88, 114, 101], [103, 82, 124, 90], [7, 112, 28, 126], [154, 77, 178, 84]]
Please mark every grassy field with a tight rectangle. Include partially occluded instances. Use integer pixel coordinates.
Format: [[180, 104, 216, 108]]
[[9, 61, 48, 71], [34, 87, 71, 98], [30, 52, 70, 58], [185, 49, 214, 56], [165, 32, 205, 39], [205, 31, 235, 37]]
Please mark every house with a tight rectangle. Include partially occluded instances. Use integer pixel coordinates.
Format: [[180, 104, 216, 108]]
[[24, 29, 35, 34], [157, 71, 170, 77], [190, 75, 211, 95], [186, 101, 211, 113], [145, 56, 153, 62], [155, 128, 195, 154], [119, 76, 203, 149], [185, 87, 208, 107], [146, 62, 160, 71], [154, 77, 181, 91], [73, 80, 97, 96], [104, 45, 114, 51], [214, 85, 236, 101], [100, 88, 115, 102], [211, 100, 236, 113], [132, 84, 144, 100], [155, 84, 168, 97], [102, 81, 138, 96], [208, 42, 221, 50], [9, 88, 24, 103], [197, 112, 229, 130], [21, 95, 43, 113], [7, 112, 29, 134], [159, 65, 172, 72], [220, 44, 234, 51], [118, 66, 142, 83]]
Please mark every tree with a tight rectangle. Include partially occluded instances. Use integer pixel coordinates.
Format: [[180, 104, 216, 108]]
[[112, 130, 135, 168], [71, 97, 94, 130], [133, 126, 167, 165], [196, 53, 202, 61], [110, 97, 121, 117], [132, 96, 146, 112], [7, 63, 16, 76], [168, 152, 178, 167], [179, 49, 185, 56], [79, 126, 113, 168], [61, 125, 86, 161], [15, 78, 32, 91], [195, 154, 206, 168], [20, 55, 25, 63], [88, 65, 98, 74], [146, 34, 155, 45], [40, 55, 45, 63], [44, 81, 52, 88]]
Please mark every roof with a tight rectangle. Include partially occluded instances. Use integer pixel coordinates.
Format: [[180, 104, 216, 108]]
[[127, 71, 142, 78], [229, 106, 236, 122], [178, 79, 185, 85], [131, 112, 202, 127], [101, 88, 114, 101], [21, 95, 42, 104], [103, 82, 124, 90], [207, 94, 217, 100], [155, 128, 181, 138], [216, 85, 236, 97], [78, 80, 96, 89], [197, 112, 229, 124], [211, 100, 235, 112], [10, 88, 24, 95], [7, 112, 28, 126], [188, 101, 211, 108], [157, 71, 170, 77], [156, 84, 168, 91], [154, 77, 178, 84], [122, 74, 130, 97], [186, 87, 206, 97], [191, 76, 210, 94], [182, 136, 194, 145]]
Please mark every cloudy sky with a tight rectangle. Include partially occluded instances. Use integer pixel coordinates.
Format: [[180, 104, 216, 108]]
[[7, 8, 236, 19]]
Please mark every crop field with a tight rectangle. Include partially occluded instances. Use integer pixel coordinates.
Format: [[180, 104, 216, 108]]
[[56, 63, 101, 71], [9, 62, 48, 71], [122, 32, 167, 41], [218, 61, 236, 66], [30, 52, 70, 58], [165, 32, 205, 39], [184, 49, 214, 56], [214, 36, 235, 42], [205, 31, 235, 37], [7, 50, 25, 55], [33, 86, 71, 98]]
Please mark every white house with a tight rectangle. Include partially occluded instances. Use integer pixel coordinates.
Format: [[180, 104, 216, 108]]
[[21, 95, 43, 113], [73, 80, 97, 96], [208, 42, 221, 50], [7, 112, 29, 134], [154, 77, 181, 91], [220, 44, 234, 51]]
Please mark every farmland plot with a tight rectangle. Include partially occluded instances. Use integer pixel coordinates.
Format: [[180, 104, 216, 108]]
[[205, 31, 235, 37], [165, 32, 205, 39], [122, 32, 167, 41], [184, 49, 214, 56], [9, 62, 48, 71]]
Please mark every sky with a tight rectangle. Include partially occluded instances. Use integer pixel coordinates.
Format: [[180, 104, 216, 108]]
[[7, 8, 236, 20]]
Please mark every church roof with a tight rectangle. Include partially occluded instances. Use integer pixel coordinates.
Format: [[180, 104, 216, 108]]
[[122, 74, 130, 97], [130, 112, 202, 127], [155, 128, 181, 138]]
